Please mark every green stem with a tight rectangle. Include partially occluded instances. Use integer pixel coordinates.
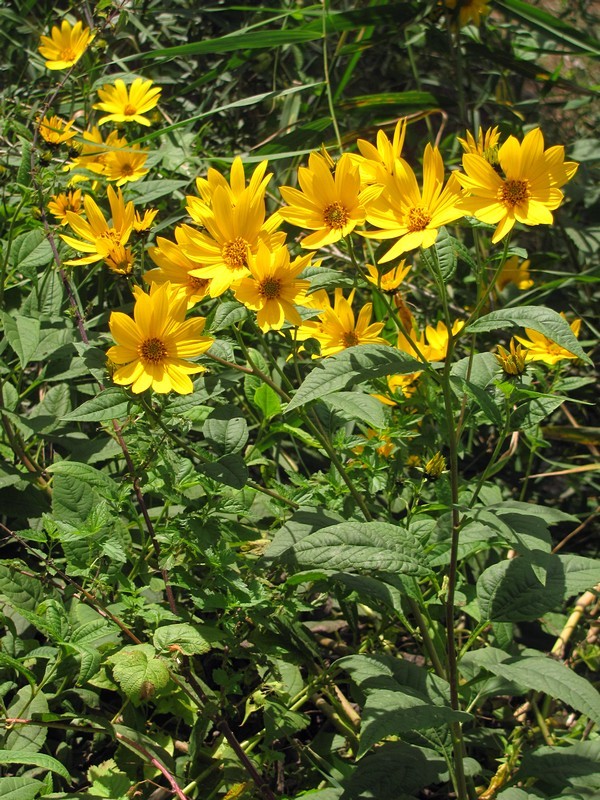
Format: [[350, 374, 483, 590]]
[[322, 0, 343, 151]]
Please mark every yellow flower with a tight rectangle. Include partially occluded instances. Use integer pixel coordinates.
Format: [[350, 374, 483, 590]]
[[38, 19, 94, 70], [456, 127, 578, 244], [495, 256, 534, 291], [189, 157, 273, 221], [423, 452, 447, 479], [352, 119, 408, 185], [103, 243, 135, 276], [107, 282, 213, 394], [296, 288, 388, 357], [278, 152, 382, 249], [457, 125, 501, 164], [181, 184, 285, 297], [515, 315, 582, 366], [234, 243, 312, 332], [445, 0, 490, 27], [67, 128, 128, 178], [496, 339, 527, 376], [39, 115, 77, 146], [354, 429, 395, 458], [104, 144, 149, 185], [363, 144, 463, 261], [397, 319, 464, 362], [372, 372, 420, 406], [93, 78, 162, 127], [144, 228, 211, 307], [133, 208, 158, 232], [365, 260, 411, 292], [61, 185, 134, 265], [48, 189, 83, 224]]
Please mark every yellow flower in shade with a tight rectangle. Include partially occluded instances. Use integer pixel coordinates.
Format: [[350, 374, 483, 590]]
[[457, 125, 501, 165], [495, 256, 534, 291], [104, 144, 149, 186], [365, 260, 411, 292], [93, 78, 162, 127], [133, 208, 158, 232], [496, 339, 527, 376], [423, 452, 447, 479], [181, 184, 285, 297], [67, 128, 128, 177], [352, 118, 408, 185], [456, 127, 578, 244], [102, 243, 135, 275], [233, 242, 312, 332], [363, 145, 463, 261], [278, 152, 382, 249], [38, 19, 94, 70], [373, 372, 420, 406], [61, 185, 134, 265], [445, 0, 490, 27], [107, 283, 214, 394], [354, 429, 395, 458], [397, 319, 465, 362], [296, 288, 388, 358], [39, 115, 77, 146], [515, 314, 582, 366], [144, 228, 211, 307], [189, 157, 273, 221], [48, 189, 83, 224]]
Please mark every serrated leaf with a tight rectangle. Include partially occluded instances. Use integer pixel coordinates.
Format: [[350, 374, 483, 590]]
[[0, 564, 46, 611], [467, 307, 590, 364], [420, 227, 457, 282], [63, 388, 132, 422], [1, 314, 41, 368], [517, 739, 600, 793], [0, 777, 44, 800], [47, 461, 119, 500], [124, 179, 188, 204], [203, 407, 249, 453], [8, 229, 53, 270], [323, 391, 387, 428], [286, 345, 422, 412], [211, 301, 248, 331], [2, 687, 49, 753], [153, 623, 222, 655], [345, 741, 448, 797], [253, 383, 281, 420], [110, 644, 170, 704], [201, 453, 248, 488], [0, 751, 69, 780]]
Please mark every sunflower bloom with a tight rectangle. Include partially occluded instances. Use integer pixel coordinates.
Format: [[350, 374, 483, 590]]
[[456, 127, 578, 244], [48, 189, 83, 224], [61, 185, 134, 265], [296, 288, 388, 358], [103, 243, 135, 276], [363, 145, 464, 261], [515, 315, 581, 366], [104, 144, 149, 185], [93, 78, 161, 127], [365, 260, 411, 292], [38, 19, 94, 70], [372, 372, 420, 406], [133, 208, 158, 232], [352, 119, 408, 185], [278, 152, 382, 249], [445, 0, 490, 27], [496, 339, 527, 376], [189, 157, 273, 221], [458, 125, 501, 165], [107, 283, 213, 394], [495, 256, 534, 291], [397, 319, 464, 362], [144, 228, 212, 307], [234, 242, 312, 332], [67, 128, 128, 179], [39, 115, 77, 146]]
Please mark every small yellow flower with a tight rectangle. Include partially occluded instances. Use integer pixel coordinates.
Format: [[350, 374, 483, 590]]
[[445, 0, 491, 28], [67, 128, 128, 178], [107, 282, 214, 395], [102, 243, 135, 275], [352, 119, 408, 185], [133, 208, 158, 232], [38, 19, 94, 70], [39, 115, 77, 146], [144, 228, 212, 307], [48, 189, 83, 224], [93, 78, 162, 127], [372, 372, 421, 406], [457, 125, 501, 165], [233, 242, 312, 332], [61, 185, 134, 265], [496, 339, 527, 376], [189, 157, 273, 221], [365, 260, 411, 292], [423, 452, 447, 479], [397, 319, 464, 362], [515, 315, 582, 366], [104, 144, 149, 185], [495, 256, 534, 292], [354, 429, 395, 458]]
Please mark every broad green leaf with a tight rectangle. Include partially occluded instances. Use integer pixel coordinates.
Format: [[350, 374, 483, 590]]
[[203, 407, 249, 453], [286, 345, 422, 412], [462, 647, 600, 727], [52, 472, 98, 526], [47, 461, 119, 500], [153, 623, 222, 656], [27, 384, 71, 432], [0, 750, 70, 780], [496, 790, 542, 800], [62, 388, 132, 422], [110, 644, 170, 705], [495, 0, 600, 56], [201, 453, 248, 489], [467, 307, 590, 364], [560, 554, 600, 596], [272, 521, 430, 576], [451, 352, 499, 389], [8, 229, 53, 271], [419, 227, 457, 282], [1, 314, 41, 368], [0, 653, 36, 688], [518, 739, 600, 793], [323, 391, 387, 428], [87, 758, 131, 799], [253, 383, 282, 420], [3, 687, 49, 753], [345, 742, 448, 798], [124, 178, 188, 204], [211, 301, 248, 331], [0, 563, 46, 611], [264, 507, 344, 560], [0, 777, 44, 800]]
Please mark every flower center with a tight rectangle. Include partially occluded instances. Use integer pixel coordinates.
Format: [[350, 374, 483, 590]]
[[100, 228, 121, 243], [258, 277, 282, 299], [342, 330, 360, 348], [120, 162, 134, 176], [499, 179, 530, 207], [323, 202, 349, 230], [189, 276, 209, 291], [222, 237, 248, 270], [406, 206, 431, 232], [123, 104, 137, 118], [60, 47, 77, 62], [139, 337, 168, 363]]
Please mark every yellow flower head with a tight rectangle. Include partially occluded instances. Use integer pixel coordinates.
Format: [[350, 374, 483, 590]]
[[67, 128, 128, 178], [355, 429, 395, 458], [496, 339, 527, 376], [424, 451, 447, 479], [133, 208, 158, 232], [61, 185, 134, 265], [107, 282, 214, 394], [278, 152, 382, 249], [39, 115, 77, 146], [296, 288, 388, 358], [234, 242, 312, 332], [495, 256, 534, 292], [48, 189, 83, 224], [457, 125, 501, 165], [38, 19, 94, 70], [353, 119, 408, 185], [93, 78, 162, 127], [445, 0, 491, 27], [104, 144, 149, 186], [456, 127, 578, 244], [397, 319, 464, 362], [515, 314, 582, 366], [363, 144, 464, 261], [365, 260, 411, 292], [145, 228, 211, 308], [102, 242, 135, 276], [189, 157, 273, 221], [372, 372, 421, 406]]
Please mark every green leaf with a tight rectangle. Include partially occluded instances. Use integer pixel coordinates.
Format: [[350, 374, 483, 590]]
[[271, 521, 430, 576], [124, 178, 189, 204], [201, 453, 248, 489], [467, 307, 590, 364], [419, 227, 457, 282], [62, 388, 132, 422], [0, 564, 46, 611], [87, 758, 131, 799], [560, 554, 600, 596], [345, 742, 448, 798], [462, 648, 600, 727], [2, 687, 49, 753], [0, 750, 70, 780], [1, 314, 41, 368], [518, 739, 600, 793], [8, 230, 53, 271], [203, 407, 249, 454], [323, 391, 387, 428], [264, 508, 344, 561], [253, 384, 282, 420], [110, 644, 170, 705], [0, 777, 44, 800], [286, 345, 422, 412], [47, 461, 119, 501], [153, 623, 222, 656], [211, 301, 248, 331], [52, 472, 98, 527]]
